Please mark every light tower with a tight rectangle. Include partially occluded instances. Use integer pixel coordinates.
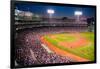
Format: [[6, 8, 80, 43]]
[[47, 9, 55, 23], [74, 11, 83, 22]]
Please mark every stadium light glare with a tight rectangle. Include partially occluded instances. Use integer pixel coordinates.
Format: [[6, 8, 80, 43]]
[[74, 11, 82, 16], [47, 9, 55, 14]]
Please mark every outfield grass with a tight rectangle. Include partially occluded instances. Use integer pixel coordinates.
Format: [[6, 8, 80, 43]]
[[44, 32, 94, 61], [54, 33, 77, 42]]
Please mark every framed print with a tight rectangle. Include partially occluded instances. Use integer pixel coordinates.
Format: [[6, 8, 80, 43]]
[[11, 0, 96, 68]]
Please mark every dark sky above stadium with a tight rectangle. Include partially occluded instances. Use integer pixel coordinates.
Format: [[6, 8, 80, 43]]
[[15, 3, 95, 18]]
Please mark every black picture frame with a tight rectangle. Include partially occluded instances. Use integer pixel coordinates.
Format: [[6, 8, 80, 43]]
[[11, 0, 97, 68]]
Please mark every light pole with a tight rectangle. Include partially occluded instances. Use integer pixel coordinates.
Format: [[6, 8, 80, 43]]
[[47, 9, 55, 23], [74, 11, 82, 22]]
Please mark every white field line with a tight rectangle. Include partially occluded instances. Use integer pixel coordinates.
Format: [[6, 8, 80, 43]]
[[30, 49, 37, 60], [41, 44, 53, 53]]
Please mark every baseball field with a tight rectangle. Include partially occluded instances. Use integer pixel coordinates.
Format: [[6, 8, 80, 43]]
[[40, 32, 94, 62]]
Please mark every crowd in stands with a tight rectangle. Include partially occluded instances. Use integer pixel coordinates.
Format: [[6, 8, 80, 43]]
[[24, 26, 88, 34], [15, 28, 76, 67]]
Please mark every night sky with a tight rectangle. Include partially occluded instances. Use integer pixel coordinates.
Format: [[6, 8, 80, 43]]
[[15, 2, 95, 18]]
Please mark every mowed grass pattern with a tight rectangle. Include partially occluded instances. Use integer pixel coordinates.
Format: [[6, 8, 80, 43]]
[[54, 34, 77, 42], [44, 32, 94, 61]]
